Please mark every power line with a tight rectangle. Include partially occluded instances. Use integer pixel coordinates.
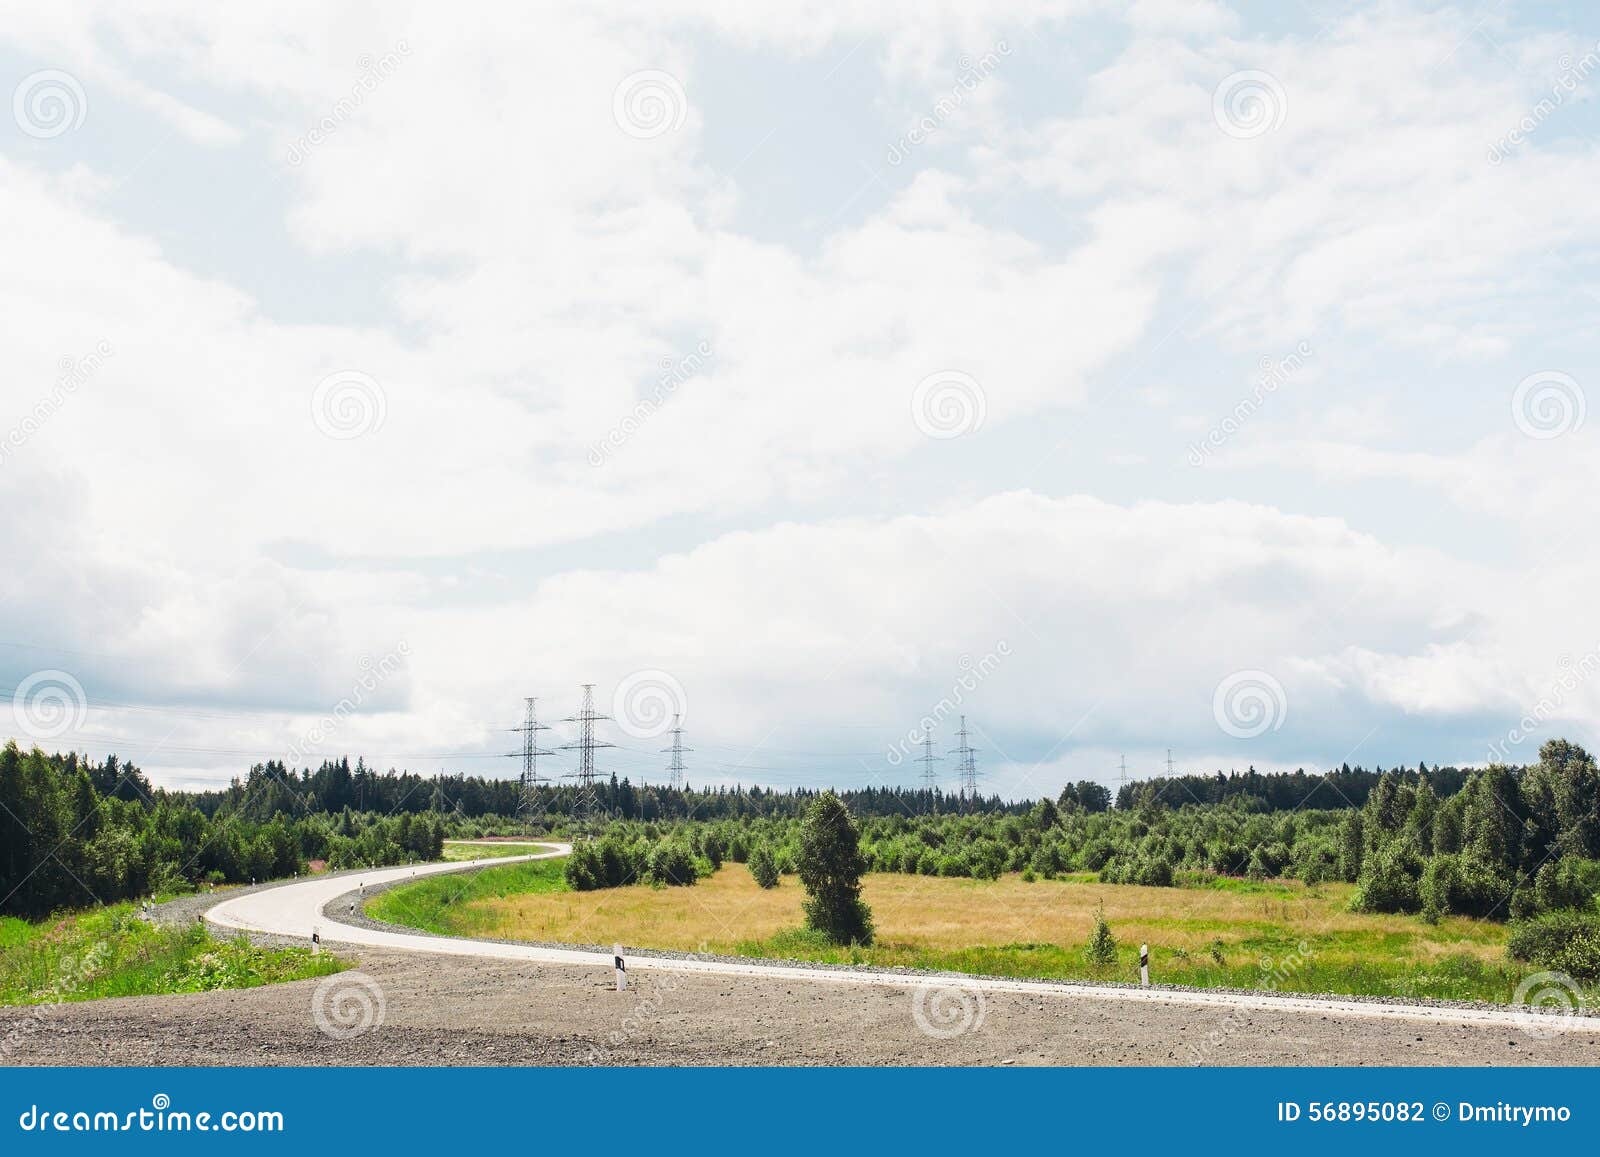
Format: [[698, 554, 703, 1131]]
[[916, 731, 942, 814], [950, 715, 979, 807], [508, 696, 554, 823], [559, 683, 614, 833], [661, 714, 692, 790]]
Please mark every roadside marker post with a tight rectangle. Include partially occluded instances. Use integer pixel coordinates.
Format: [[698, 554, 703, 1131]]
[[1140, 944, 1149, 987], [312, 928, 321, 956], [614, 944, 627, 992]]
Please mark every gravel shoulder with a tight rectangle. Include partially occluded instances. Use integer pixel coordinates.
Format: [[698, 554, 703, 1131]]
[[6, 941, 1599, 1066], [7, 863, 1595, 1068]]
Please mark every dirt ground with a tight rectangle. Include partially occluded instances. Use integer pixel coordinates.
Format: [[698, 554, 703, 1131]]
[[4, 944, 1597, 1067]]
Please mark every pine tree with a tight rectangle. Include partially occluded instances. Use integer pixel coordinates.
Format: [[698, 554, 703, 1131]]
[[796, 792, 873, 945], [1084, 901, 1118, 966]]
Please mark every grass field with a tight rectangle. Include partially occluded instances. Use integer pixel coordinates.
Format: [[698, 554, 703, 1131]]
[[367, 858, 569, 935], [369, 860, 1567, 1004], [441, 840, 555, 862], [0, 904, 346, 1007]]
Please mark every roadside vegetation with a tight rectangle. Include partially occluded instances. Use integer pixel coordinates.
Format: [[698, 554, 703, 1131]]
[[0, 904, 344, 1007], [441, 840, 553, 861], [366, 858, 568, 937]]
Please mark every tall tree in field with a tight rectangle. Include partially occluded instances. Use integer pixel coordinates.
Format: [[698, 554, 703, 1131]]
[[797, 792, 873, 945]]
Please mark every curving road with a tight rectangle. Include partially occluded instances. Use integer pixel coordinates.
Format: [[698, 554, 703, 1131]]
[[203, 842, 1570, 1032]]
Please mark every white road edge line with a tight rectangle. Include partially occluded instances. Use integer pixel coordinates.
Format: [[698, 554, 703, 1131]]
[[203, 842, 1566, 1031]]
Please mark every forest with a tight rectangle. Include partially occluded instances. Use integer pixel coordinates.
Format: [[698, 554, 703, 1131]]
[[6, 736, 1600, 977]]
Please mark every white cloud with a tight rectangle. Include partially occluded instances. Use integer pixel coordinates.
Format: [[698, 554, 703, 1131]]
[[6, 1, 1600, 790]]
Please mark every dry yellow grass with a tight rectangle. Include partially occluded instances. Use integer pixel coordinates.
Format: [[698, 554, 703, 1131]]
[[461, 866, 1506, 963]]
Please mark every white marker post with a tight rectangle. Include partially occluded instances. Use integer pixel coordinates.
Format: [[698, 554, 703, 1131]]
[[614, 944, 627, 992], [1140, 944, 1150, 987], [311, 927, 321, 956]]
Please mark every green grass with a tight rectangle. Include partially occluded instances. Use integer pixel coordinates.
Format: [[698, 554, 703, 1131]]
[[366, 857, 569, 936], [0, 904, 346, 1007], [441, 840, 553, 862], [729, 927, 1549, 1002]]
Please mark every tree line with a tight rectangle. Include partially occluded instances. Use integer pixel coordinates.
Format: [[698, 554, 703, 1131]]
[[0, 744, 444, 918]]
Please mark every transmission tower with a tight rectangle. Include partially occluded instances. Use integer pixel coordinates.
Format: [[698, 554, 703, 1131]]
[[1166, 748, 1176, 777], [661, 714, 691, 790], [917, 731, 943, 814], [950, 715, 979, 807], [507, 697, 554, 823], [559, 684, 615, 834]]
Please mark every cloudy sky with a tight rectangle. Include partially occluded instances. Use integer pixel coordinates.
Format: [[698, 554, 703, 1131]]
[[3, 1, 1598, 798]]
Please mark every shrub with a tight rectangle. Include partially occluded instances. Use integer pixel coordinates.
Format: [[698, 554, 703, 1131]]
[[1533, 857, 1600, 915], [563, 844, 602, 891], [1507, 910, 1600, 980], [1418, 854, 1513, 919], [645, 843, 698, 887], [1350, 846, 1423, 914], [1081, 840, 1114, 872], [748, 845, 780, 889], [1083, 903, 1117, 967]]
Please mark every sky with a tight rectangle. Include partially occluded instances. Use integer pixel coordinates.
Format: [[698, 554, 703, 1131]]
[[2, 0, 1599, 800]]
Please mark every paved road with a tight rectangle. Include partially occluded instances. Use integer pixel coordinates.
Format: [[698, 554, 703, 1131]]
[[205, 843, 1579, 1032]]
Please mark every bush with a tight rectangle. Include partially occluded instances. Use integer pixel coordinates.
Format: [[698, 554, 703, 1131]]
[[1083, 903, 1117, 967], [645, 842, 699, 887], [748, 845, 780, 889], [1418, 854, 1513, 919], [1350, 846, 1423, 914], [1533, 856, 1600, 915], [563, 844, 602, 891], [1507, 910, 1600, 980]]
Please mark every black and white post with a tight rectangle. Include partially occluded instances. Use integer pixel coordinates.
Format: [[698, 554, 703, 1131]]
[[1140, 943, 1150, 987], [311, 927, 321, 956], [614, 944, 627, 992]]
